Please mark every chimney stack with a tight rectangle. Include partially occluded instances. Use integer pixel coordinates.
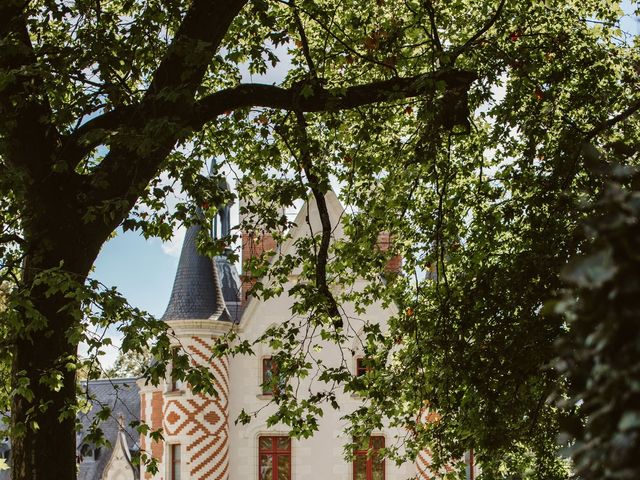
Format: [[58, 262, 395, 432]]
[[377, 232, 402, 275]]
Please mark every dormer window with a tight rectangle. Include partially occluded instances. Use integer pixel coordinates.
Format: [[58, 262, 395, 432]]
[[79, 443, 101, 462], [356, 357, 371, 377]]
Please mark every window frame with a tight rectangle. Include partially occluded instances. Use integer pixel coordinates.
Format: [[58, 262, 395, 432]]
[[79, 443, 100, 463], [170, 443, 181, 480], [353, 436, 385, 480], [355, 357, 371, 377], [262, 357, 282, 396], [258, 435, 291, 480], [169, 347, 180, 392]]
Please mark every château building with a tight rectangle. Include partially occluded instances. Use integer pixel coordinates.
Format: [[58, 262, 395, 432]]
[[3, 190, 475, 480]]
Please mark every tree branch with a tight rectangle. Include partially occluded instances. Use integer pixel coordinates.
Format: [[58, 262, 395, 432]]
[[65, 69, 476, 163], [84, 0, 248, 209], [0, 233, 24, 245], [294, 111, 342, 325], [0, 1, 60, 172], [59, 105, 137, 162], [425, 0, 443, 52], [450, 0, 507, 63], [586, 99, 640, 141], [289, 0, 318, 80], [191, 69, 477, 129]]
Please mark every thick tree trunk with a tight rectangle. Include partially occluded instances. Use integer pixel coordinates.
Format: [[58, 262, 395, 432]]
[[11, 282, 81, 480], [10, 215, 107, 480]]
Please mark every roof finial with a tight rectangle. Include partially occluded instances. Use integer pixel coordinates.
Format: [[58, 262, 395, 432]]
[[209, 158, 232, 241]]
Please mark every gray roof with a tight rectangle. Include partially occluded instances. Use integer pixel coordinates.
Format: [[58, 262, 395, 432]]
[[215, 255, 242, 323], [77, 378, 140, 480], [161, 223, 240, 323], [0, 431, 9, 480], [0, 380, 140, 480]]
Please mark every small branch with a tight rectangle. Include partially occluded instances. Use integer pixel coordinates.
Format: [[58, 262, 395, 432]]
[[294, 111, 342, 325], [60, 105, 137, 161], [425, 0, 443, 52], [450, 0, 507, 63], [585, 99, 640, 141], [0, 233, 24, 245], [289, 0, 318, 80]]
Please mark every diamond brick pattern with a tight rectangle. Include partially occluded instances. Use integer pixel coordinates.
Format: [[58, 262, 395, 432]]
[[160, 336, 229, 480]]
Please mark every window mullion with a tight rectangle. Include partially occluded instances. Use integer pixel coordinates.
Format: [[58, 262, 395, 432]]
[[274, 451, 279, 480]]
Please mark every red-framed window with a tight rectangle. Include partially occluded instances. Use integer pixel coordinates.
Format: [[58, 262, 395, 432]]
[[353, 436, 384, 480], [170, 444, 181, 480], [356, 357, 371, 377], [467, 448, 475, 480], [258, 435, 291, 480], [262, 357, 281, 395]]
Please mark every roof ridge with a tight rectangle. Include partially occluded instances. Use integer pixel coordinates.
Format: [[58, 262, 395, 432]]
[[80, 377, 138, 385]]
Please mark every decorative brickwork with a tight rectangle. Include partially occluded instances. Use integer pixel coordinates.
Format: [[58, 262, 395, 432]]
[[241, 232, 277, 307], [416, 449, 432, 480], [141, 390, 165, 479], [413, 408, 456, 480], [377, 232, 402, 274], [151, 391, 165, 460], [161, 335, 230, 480]]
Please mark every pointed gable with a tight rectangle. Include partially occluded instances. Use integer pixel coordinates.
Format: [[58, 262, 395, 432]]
[[279, 190, 345, 261], [240, 190, 346, 322], [100, 416, 138, 480]]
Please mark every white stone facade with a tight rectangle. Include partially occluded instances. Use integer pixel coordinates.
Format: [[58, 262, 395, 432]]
[[103, 192, 458, 479]]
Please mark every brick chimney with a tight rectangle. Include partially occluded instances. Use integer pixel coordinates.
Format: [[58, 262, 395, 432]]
[[238, 195, 281, 308], [240, 231, 277, 308], [377, 232, 402, 275]]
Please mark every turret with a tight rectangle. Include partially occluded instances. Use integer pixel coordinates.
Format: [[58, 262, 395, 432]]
[[139, 196, 240, 480]]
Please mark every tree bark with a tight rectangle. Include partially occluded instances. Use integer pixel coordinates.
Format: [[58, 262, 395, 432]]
[[11, 273, 82, 480], [10, 182, 110, 479]]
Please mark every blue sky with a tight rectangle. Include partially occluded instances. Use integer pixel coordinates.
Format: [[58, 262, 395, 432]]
[[93, 233, 179, 318], [92, 48, 294, 320]]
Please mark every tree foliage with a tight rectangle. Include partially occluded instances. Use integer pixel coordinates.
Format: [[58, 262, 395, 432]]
[[0, 0, 639, 478], [554, 163, 640, 480]]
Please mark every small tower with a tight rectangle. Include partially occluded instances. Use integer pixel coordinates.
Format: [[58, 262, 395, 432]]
[[101, 415, 138, 480], [139, 211, 240, 480]]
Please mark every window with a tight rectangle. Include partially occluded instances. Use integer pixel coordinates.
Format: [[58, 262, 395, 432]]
[[353, 436, 384, 480], [170, 347, 181, 391], [170, 444, 181, 480], [258, 436, 291, 480], [466, 448, 476, 480], [262, 357, 283, 395], [79, 443, 101, 462], [356, 357, 371, 377]]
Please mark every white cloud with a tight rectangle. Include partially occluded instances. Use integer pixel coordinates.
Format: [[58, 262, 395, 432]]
[[161, 225, 186, 257], [78, 329, 124, 372]]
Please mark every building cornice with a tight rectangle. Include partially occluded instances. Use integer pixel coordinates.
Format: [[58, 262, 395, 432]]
[[165, 318, 234, 338]]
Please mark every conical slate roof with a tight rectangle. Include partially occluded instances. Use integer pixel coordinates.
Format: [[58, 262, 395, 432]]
[[161, 223, 239, 322]]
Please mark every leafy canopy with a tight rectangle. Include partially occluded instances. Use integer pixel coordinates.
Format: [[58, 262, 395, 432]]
[[0, 0, 639, 478]]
